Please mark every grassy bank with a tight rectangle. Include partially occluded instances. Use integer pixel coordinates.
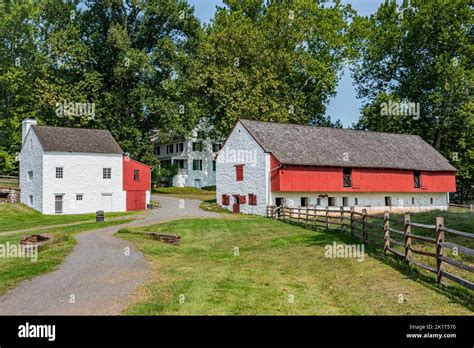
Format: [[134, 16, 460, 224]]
[[118, 216, 472, 315], [0, 204, 138, 232], [152, 187, 216, 201]]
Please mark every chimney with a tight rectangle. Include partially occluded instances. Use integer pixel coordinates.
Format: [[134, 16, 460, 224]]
[[22, 119, 37, 145]]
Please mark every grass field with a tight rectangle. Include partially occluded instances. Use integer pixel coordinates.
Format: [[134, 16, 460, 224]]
[[0, 204, 138, 232], [152, 187, 216, 201], [118, 215, 473, 315], [199, 199, 231, 214], [0, 219, 133, 295]]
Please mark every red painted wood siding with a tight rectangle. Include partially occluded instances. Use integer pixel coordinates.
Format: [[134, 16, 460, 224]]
[[123, 157, 151, 191], [270, 159, 456, 193], [123, 157, 151, 211]]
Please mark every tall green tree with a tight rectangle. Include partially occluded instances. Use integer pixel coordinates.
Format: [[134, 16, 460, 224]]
[[352, 0, 473, 203], [194, 0, 355, 136], [0, 0, 203, 173]]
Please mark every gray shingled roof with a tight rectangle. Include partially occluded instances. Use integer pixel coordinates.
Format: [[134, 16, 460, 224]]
[[32, 126, 123, 154], [240, 120, 456, 171]]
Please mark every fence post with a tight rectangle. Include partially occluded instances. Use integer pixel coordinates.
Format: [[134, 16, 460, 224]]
[[404, 213, 412, 264], [383, 211, 390, 254], [325, 207, 329, 230], [470, 204, 473, 212], [435, 216, 445, 285], [297, 207, 301, 223], [362, 208, 368, 245], [313, 208, 317, 227], [340, 206, 344, 232], [350, 207, 354, 236]]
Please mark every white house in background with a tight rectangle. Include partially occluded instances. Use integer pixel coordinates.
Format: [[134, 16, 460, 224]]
[[216, 120, 457, 216], [19, 119, 151, 214], [150, 119, 222, 188]]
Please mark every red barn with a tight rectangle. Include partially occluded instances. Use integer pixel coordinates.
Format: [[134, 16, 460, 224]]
[[123, 156, 152, 211], [216, 120, 457, 215]]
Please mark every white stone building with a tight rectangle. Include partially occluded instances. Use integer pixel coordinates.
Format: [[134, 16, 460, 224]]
[[216, 120, 457, 216], [19, 119, 150, 214], [151, 120, 222, 188]]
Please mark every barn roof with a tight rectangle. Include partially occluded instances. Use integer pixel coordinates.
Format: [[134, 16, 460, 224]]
[[239, 119, 456, 172], [32, 126, 123, 154]]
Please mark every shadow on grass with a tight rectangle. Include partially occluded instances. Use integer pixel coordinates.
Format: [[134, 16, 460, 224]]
[[278, 219, 474, 312]]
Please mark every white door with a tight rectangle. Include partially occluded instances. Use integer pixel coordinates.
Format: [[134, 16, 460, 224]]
[[101, 194, 113, 212], [194, 179, 201, 188]]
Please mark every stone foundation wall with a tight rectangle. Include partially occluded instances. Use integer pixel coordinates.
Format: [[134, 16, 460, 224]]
[[0, 187, 21, 204]]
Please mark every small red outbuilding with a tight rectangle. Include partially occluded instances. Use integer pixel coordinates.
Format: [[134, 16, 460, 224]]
[[123, 156, 152, 211]]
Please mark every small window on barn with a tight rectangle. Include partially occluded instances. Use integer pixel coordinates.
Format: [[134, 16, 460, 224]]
[[343, 168, 352, 187], [29, 138, 33, 150], [342, 197, 349, 207], [235, 165, 244, 181], [212, 160, 216, 171], [29, 195, 33, 205], [193, 160, 202, 171], [76, 194, 83, 201], [430, 197, 433, 205], [414, 171, 421, 188], [412, 197, 415, 205], [385, 196, 392, 207], [55, 167, 63, 179], [328, 197, 336, 207], [134, 169, 140, 181], [354, 197, 358, 206], [103, 168, 111, 179], [316, 198, 321, 206], [27, 170, 33, 182], [301, 197, 308, 207]]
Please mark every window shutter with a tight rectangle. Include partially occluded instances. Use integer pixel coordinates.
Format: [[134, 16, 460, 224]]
[[235, 165, 244, 181], [222, 194, 226, 205], [248, 193, 253, 205], [238, 195, 246, 204], [252, 194, 257, 205]]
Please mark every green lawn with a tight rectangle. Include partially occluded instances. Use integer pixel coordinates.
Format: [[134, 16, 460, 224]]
[[199, 199, 231, 214], [0, 219, 133, 295], [152, 187, 216, 201], [0, 204, 138, 232], [117, 216, 473, 315]]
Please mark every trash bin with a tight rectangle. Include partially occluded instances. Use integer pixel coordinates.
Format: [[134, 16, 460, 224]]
[[96, 210, 104, 222]]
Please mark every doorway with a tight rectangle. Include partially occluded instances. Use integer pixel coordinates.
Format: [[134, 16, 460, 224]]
[[55, 194, 63, 214], [232, 195, 240, 213], [101, 193, 113, 212], [194, 179, 201, 189]]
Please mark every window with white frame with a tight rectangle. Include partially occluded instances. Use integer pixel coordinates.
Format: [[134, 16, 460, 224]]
[[103, 168, 111, 179], [55, 167, 63, 179], [27, 170, 33, 181]]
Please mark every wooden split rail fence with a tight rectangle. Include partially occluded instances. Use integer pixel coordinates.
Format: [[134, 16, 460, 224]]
[[266, 205, 474, 291]]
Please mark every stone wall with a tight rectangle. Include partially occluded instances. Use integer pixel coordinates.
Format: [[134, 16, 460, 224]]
[[0, 187, 21, 204]]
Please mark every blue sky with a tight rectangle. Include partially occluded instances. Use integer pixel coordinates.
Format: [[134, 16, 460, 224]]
[[187, 0, 389, 127]]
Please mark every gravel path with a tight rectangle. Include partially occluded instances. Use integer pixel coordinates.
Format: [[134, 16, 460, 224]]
[[0, 195, 219, 315]]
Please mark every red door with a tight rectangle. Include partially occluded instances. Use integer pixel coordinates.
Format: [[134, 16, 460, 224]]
[[126, 190, 146, 211], [232, 195, 240, 213]]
